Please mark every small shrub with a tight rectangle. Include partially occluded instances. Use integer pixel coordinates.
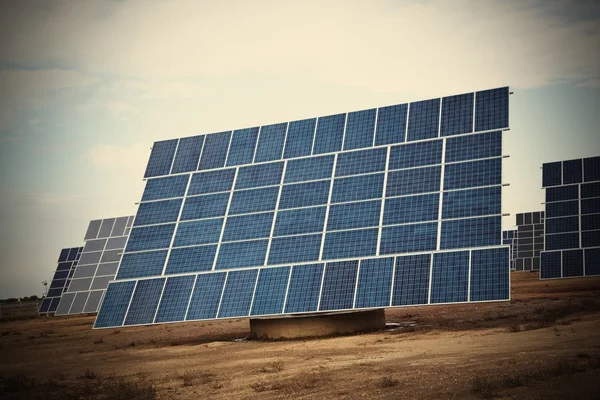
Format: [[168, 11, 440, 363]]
[[81, 368, 99, 380], [259, 361, 284, 373], [93, 337, 104, 344], [506, 323, 521, 333], [378, 375, 399, 388], [250, 381, 270, 392]]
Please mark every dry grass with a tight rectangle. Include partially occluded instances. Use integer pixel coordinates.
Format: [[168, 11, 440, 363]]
[[258, 361, 284, 373]]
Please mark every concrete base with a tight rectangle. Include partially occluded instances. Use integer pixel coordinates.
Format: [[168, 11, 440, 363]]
[[249, 309, 386, 339]]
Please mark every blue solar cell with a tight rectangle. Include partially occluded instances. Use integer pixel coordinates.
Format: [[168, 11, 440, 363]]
[[223, 212, 273, 241], [546, 217, 579, 234], [440, 216, 501, 249], [284, 263, 324, 313], [47, 288, 63, 298], [174, 218, 223, 247], [218, 269, 258, 318], [53, 270, 69, 280], [387, 166, 441, 196], [154, 275, 196, 323], [540, 251, 561, 279], [444, 158, 501, 190], [229, 187, 279, 214], [327, 200, 381, 231], [375, 103, 407, 146], [48, 297, 61, 312], [279, 180, 330, 209], [284, 118, 316, 159], [188, 169, 235, 196], [440, 93, 474, 136], [144, 139, 178, 178], [319, 261, 358, 311], [57, 261, 72, 271], [442, 186, 501, 219], [542, 162, 562, 187], [562, 249, 584, 277], [142, 175, 189, 202], [250, 267, 290, 316], [582, 231, 600, 248], [285, 155, 334, 183], [181, 193, 229, 220], [445, 131, 502, 163], [254, 122, 287, 163], [236, 162, 283, 190], [585, 248, 600, 276], [39, 298, 52, 313], [313, 113, 345, 154], [67, 247, 80, 261], [384, 193, 439, 225], [430, 251, 468, 303], [124, 278, 165, 326], [546, 200, 579, 218], [562, 159, 582, 185], [226, 127, 259, 167], [582, 198, 600, 215], [584, 156, 600, 182], [50, 278, 66, 289], [474, 87, 509, 132], [335, 148, 387, 177], [581, 182, 600, 198], [134, 199, 182, 226], [389, 140, 442, 170], [274, 206, 326, 236], [268, 234, 322, 264], [58, 248, 70, 262], [546, 185, 579, 203], [344, 108, 376, 150], [355, 257, 393, 308], [126, 224, 175, 252], [545, 233, 579, 250], [322, 228, 378, 259], [215, 240, 268, 269], [392, 254, 430, 306], [165, 245, 217, 274], [186, 272, 226, 320], [380, 223, 438, 254], [198, 131, 231, 170], [171, 135, 204, 174], [470, 248, 509, 301], [407, 98, 440, 141], [332, 173, 384, 203], [582, 214, 600, 231], [94, 281, 136, 328], [117, 250, 168, 279]]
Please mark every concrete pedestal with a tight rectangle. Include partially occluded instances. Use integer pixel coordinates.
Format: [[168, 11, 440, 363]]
[[249, 309, 386, 339]]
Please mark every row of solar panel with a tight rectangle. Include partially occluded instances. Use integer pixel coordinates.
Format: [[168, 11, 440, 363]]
[[84, 216, 133, 241], [55, 290, 105, 315], [540, 248, 600, 279], [39, 247, 83, 313], [95, 247, 509, 328], [516, 211, 544, 226], [545, 182, 600, 203], [542, 157, 600, 188], [141, 131, 502, 203], [143, 89, 509, 178], [545, 231, 600, 251]]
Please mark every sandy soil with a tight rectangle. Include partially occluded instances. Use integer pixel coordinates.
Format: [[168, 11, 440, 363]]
[[2, 272, 600, 399]]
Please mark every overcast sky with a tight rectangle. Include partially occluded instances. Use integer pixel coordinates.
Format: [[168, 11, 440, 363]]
[[0, 0, 598, 298]]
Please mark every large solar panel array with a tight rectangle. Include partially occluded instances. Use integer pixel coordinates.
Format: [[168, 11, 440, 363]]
[[94, 87, 511, 329], [502, 230, 516, 270], [38, 247, 83, 314], [540, 156, 600, 279], [55, 216, 134, 315], [511, 212, 545, 271]]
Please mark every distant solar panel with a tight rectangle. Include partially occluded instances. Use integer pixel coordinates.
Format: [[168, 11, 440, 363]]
[[509, 212, 545, 271], [502, 230, 517, 270], [540, 156, 600, 279], [54, 216, 134, 315], [94, 87, 511, 329], [38, 247, 83, 314]]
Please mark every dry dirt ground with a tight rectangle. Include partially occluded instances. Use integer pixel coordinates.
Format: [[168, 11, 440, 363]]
[[2, 272, 600, 399]]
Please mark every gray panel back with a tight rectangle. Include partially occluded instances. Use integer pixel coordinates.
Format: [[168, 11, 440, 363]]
[[67, 278, 93, 292], [83, 238, 107, 253], [96, 262, 119, 276], [83, 290, 104, 313], [91, 275, 114, 290], [55, 292, 76, 315], [111, 217, 129, 237], [97, 218, 116, 238], [69, 292, 90, 314], [101, 249, 122, 263], [84, 220, 102, 240], [79, 251, 102, 266], [73, 265, 97, 279], [106, 236, 127, 250], [126, 216, 134, 227], [124, 228, 131, 236]]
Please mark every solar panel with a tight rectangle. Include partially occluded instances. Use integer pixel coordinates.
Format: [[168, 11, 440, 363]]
[[502, 230, 517, 270], [540, 156, 600, 279], [94, 87, 511, 329], [38, 247, 83, 314], [54, 216, 134, 315], [508, 212, 545, 272]]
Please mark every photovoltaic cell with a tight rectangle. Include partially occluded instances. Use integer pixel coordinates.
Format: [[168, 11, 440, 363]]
[[144, 139, 178, 178], [407, 99, 440, 141], [313, 113, 345, 155], [254, 122, 287, 163], [171, 135, 204, 174], [344, 108, 376, 150], [375, 103, 407, 146]]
